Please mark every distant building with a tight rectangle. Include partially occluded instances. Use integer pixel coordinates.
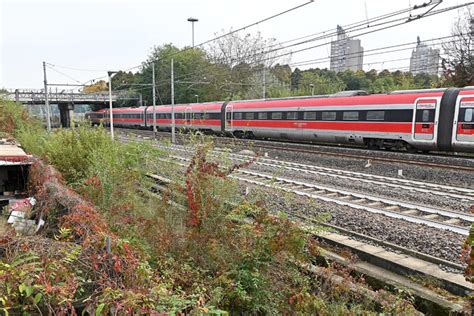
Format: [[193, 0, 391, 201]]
[[330, 25, 364, 72], [409, 37, 440, 75]]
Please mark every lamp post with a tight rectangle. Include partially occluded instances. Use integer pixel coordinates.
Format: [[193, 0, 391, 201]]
[[152, 62, 157, 133], [194, 94, 199, 103], [187, 17, 199, 47], [108, 71, 118, 139], [309, 84, 315, 96]]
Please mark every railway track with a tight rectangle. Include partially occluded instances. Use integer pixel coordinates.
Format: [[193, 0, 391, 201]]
[[219, 139, 474, 173], [165, 153, 472, 235], [146, 140, 474, 202], [118, 133, 474, 234], [146, 172, 472, 306], [217, 149, 474, 201], [116, 128, 474, 172]]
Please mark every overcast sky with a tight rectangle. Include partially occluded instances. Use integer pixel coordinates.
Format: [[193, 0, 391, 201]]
[[0, 0, 471, 89]]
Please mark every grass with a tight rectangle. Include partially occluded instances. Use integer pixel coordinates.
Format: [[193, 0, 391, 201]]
[[0, 98, 423, 314]]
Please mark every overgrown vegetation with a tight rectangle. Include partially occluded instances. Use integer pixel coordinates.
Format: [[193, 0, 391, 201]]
[[0, 99, 421, 314]]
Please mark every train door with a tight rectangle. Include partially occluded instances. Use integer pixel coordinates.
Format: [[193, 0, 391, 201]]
[[225, 105, 233, 132], [185, 107, 192, 128], [453, 96, 474, 143], [412, 99, 438, 141]]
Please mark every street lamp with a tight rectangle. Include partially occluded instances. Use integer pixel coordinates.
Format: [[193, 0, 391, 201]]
[[309, 84, 315, 96], [194, 94, 199, 103], [108, 71, 118, 139], [187, 17, 199, 47]]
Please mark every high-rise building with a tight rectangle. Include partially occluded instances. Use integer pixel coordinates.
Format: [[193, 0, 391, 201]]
[[409, 37, 440, 75], [330, 25, 364, 72]]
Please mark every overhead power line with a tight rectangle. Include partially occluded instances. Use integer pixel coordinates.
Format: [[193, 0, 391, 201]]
[[257, 2, 473, 63], [289, 34, 462, 67], [193, 0, 315, 49]]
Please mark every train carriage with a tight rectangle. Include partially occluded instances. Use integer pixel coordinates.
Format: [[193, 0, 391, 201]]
[[144, 102, 223, 132], [84, 87, 474, 153]]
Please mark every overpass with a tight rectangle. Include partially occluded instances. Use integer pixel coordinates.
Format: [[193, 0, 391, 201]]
[[2, 89, 140, 127]]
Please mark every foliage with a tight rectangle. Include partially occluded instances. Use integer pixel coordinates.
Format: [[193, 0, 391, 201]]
[[442, 8, 474, 87], [0, 101, 419, 314], [82, 80, 108, 94]]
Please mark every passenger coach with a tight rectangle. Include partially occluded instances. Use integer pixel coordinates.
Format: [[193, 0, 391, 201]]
[[85, 87, 474, 153]]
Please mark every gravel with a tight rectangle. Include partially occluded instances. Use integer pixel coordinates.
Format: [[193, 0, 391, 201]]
[[243, 184, 466, 265], [119, 131, 471, 267], [231, 143, 474, 188], [243, 163, 473, 213]]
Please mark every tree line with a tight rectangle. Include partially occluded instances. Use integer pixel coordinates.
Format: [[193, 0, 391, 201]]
[[84, 9, 473, 107]]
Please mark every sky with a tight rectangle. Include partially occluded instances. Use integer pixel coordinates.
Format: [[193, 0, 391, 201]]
[[0, 0, 471, 90]]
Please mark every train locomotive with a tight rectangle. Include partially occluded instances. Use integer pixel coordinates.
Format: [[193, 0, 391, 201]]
[[85, 87, 474, 153]]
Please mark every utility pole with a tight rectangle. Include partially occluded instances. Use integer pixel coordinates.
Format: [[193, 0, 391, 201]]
[[152, 62, 157, 133], [171, 58, 176, 144], [108, 71, 118, 140], [262, 67, 266, 99], [43, 61, 51, 132]]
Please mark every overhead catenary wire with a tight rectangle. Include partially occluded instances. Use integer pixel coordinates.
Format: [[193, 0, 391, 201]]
[[142, 34, 462, 91], [74, 0, 314, 86], [256, 2, 473, 64], [74, 0, 471, 99], [206, 1, 468, 67], [81, 1, 469, 89]]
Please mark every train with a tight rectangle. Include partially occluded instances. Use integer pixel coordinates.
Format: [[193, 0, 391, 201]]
[[85, 87, 474, 153]]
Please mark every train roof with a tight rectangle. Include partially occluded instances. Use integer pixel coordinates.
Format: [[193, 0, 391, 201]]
[[145, 102, 223, 112], [228, 90, 445, 109]]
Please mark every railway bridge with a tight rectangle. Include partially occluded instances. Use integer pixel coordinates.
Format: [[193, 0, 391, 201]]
[[2, 89, 140, 127]]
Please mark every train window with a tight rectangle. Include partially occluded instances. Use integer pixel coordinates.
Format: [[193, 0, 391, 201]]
[[271, 112, 283, 120], [245, 112, 255, 120], [287, 112, 298, 120], [422, 110, 430, 122], [343, 111, 359, 121], [303, 112, 317, 120], [258, 112, 268, 120], [367, 111, 385, 121], [322, 111, 336, 121], [194, 113, 203, 119], [465, 109, 473, 122], [234, 113, 243, 120]]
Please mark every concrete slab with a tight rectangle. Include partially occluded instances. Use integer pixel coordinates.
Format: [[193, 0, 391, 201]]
[[318, 231, 474, 296]]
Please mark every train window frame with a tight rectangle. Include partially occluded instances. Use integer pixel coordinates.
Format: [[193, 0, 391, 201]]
[[367, 111, 385, 121], [304, 112, 317, 120], [234, 112, 243, 120], [465, 108, 473, 122], [286, 112, 298, 120], [271, 112, 283, 120], [422, 109, 430, 122], [322, 111, 336, 121], [258, 112, 268, 120], [244, 112, 255, 120], [342, 111, 359, 121]]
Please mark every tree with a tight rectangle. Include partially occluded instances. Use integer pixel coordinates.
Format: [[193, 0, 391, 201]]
[[207, 31, 290, 99], [83, 80, 107, 93], [298, 69, 346, 95], [131, 44, 221, 105], [290, 68, 302, 91], [442, 9, 474, 87], [337, 70, 371, 91]]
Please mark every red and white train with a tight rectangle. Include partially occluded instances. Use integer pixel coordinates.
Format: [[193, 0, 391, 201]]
[[85, 87, 474, 153]]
